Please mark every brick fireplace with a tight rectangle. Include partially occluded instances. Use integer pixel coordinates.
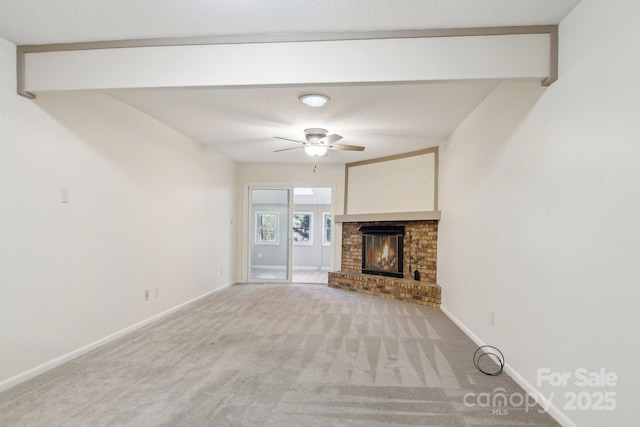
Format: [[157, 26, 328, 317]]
[[328, 220, 441, 307]]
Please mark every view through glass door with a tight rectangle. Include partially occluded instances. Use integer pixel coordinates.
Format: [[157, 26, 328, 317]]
[[249, 188, 291, 282], [291, 187, 332, 284]]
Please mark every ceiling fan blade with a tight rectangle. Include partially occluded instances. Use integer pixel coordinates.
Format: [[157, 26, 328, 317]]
[[274, 136, 306, 144], [328, 143, 365, 151], [319, 134, 343, 144], [273, 146, 305, 153]]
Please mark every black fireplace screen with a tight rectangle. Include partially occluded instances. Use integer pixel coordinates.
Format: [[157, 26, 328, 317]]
[[360, 226, 404, 278]]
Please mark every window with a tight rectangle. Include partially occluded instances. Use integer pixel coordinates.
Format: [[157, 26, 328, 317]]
[[292, 212, 313, 245], [322, 212, 331, 246], [255, 212, 279, 245]]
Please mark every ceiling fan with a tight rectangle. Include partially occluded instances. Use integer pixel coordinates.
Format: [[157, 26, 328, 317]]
[[274, 128, 365, 157]]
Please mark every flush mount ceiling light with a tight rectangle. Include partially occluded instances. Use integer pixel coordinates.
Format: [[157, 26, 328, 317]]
[[299, 94, 330, 107]]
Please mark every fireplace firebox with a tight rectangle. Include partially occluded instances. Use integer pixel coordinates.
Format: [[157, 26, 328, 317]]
[[360, 226, 404, 278]]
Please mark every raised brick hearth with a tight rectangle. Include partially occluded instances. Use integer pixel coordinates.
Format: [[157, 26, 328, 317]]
[[329, 220, 441, 307], [328, 271, 441, 307]]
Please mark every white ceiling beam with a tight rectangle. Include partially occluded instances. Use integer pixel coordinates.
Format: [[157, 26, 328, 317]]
[[17, 26, 557, 99]]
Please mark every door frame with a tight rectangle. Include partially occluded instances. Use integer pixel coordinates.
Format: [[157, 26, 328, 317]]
[[240, 181, 339, 284]]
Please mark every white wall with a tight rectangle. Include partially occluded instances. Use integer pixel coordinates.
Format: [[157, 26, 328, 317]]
[[438, 0, 639, 425], [237, 163, 345, 281], [0, 37, 237, 388]]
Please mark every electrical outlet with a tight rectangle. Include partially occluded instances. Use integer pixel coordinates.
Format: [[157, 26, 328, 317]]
[[220, 267, 224, 276], [60, 187, 70, 203], [154, 288, 159, 298], [144, 290, 149, 301], [490, 312, 496, 326]]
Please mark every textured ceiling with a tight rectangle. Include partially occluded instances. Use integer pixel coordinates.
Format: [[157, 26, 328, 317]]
[[0, 0, 581, 45], [0, 0, 582, 164]]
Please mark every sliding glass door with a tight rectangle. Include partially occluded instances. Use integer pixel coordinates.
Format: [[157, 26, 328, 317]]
[[249, 188, 292, 282]]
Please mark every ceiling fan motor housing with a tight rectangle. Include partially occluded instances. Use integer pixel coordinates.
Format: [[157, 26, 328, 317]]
[[304, 128, 328, 143]]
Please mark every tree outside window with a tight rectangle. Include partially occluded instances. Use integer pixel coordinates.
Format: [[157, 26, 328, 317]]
[[293, 212, 313, 245], [255, 212, 279, 245]]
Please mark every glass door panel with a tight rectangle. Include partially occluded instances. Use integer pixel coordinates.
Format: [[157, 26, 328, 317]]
[[249, 188, 291, 282]]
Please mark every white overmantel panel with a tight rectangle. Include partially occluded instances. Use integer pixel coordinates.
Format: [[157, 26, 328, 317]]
[[23, 34, 550, 92], [347, 151, 436, 215]]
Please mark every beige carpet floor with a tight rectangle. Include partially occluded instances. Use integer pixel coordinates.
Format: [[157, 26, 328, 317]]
[[0, 283, 559, 426]]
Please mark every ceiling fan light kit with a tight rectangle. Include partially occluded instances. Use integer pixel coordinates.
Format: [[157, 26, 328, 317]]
[[299, 94, 330, 107], [304, 145, 328, 157]]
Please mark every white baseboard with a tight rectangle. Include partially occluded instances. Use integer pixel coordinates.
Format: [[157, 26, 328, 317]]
[[440, 305, 576, 427], [0, 282, 235, 393], [251, 265, 286, 270], [252, 265, 330, 271], [439, 305, 485, 346]]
